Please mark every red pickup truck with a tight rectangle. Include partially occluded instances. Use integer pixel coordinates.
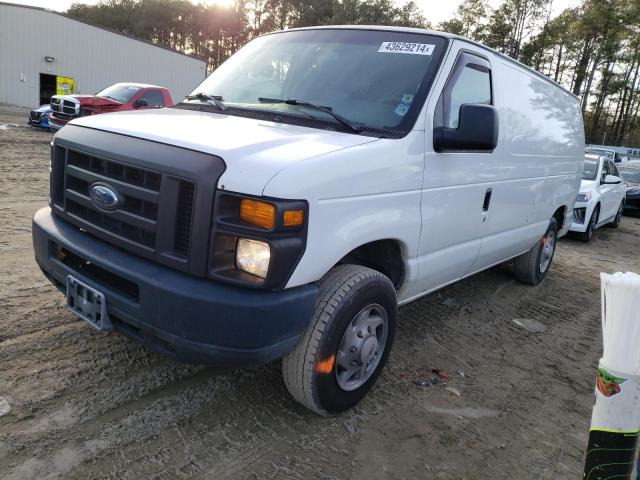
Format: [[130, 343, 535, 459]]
[[49, 83, 173, 131]]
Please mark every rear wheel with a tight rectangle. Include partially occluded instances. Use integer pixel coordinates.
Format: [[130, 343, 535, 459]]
[[608, 201, 624, 228], [578, 205, 599, 242], [282, 265, 396, 415], [513, 218, 558, 286]]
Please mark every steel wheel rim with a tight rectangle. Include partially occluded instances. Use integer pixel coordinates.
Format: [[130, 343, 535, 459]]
[[539, 230, 556, 273], [335, 304, 388, 391]]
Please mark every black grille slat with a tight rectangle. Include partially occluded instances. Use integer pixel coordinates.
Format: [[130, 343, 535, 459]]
[[67, 199, 156, 249], [66, 164, 159, 204], [68, 151, 161, 191], [64, 189, 157, 232], [173, 182, 195, 257]]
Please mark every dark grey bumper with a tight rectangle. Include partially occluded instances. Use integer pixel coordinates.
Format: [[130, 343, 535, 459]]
[[33, 207, 317, 366]]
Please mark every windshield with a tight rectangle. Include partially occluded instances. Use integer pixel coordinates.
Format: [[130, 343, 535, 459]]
[[582, 159, 599, 181], [96, 84, 141, 103], [184, 29, 446, 136], [619, 167, 640, 183]]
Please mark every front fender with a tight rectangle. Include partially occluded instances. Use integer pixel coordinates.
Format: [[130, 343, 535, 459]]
[[263, 131, 425, 301]]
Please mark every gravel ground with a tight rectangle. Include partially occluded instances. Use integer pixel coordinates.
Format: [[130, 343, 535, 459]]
[[1, 106, 639, 479]]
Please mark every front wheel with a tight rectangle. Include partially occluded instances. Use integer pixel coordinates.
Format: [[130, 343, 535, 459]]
[[608, 201, 624, 228], [513, 218, 558, 285], [578, 205, 599, 242], [282, 265, 397, 415]]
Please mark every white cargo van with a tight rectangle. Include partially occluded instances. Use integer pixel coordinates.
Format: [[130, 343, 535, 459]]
[[33, 26, 585, 414]]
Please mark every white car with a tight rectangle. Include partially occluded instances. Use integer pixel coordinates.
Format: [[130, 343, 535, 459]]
[[570, 154, 627, 241], [33, 26, 584, 414]]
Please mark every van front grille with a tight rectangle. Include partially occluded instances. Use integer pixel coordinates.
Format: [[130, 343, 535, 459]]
[[51, 146, 197, 262], [49, 127, 225, 277]]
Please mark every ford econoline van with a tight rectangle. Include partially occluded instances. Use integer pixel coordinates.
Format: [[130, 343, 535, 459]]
[[33, 26, 585, 414]]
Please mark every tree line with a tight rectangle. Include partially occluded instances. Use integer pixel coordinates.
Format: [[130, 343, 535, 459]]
[[68, 0, 640, 147]]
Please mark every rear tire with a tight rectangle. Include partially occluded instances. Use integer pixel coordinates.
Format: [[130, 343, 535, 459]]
[[282, 265, 397, 415], [513, 218, 558, 286], [608, 201, 624, 228], [578, 205, 599, 242]]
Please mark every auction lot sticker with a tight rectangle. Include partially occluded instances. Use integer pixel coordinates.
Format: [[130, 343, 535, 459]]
[[378, 42, 435, 55]]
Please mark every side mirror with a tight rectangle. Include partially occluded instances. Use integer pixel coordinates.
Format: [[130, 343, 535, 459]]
[[434, 104, 499, 152], [133, 98, 148, 108], [602, 175, 622, 185]]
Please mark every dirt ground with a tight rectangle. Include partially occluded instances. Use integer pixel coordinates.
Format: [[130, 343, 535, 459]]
[[1, 106, 639, 480]]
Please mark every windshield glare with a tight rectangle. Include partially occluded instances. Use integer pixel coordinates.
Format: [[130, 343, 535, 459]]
[[619, 168, 640, 183], [97, 84, 141, 103], [187, 29, 445, 134], [583, 159, 599, 181]]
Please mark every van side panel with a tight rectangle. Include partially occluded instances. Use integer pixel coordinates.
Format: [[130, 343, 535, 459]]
[[467, 58, 584, 271]]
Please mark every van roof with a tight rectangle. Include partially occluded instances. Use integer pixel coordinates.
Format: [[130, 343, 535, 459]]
[[278, 25, 578, 101]]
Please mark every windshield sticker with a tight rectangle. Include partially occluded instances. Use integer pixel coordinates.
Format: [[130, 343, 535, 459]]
[[402, 94, 415, 104], [395, 103, 410, 117], [378, 42, 435, 55]]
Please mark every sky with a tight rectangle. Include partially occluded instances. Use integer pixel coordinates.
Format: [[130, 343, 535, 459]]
[[11, 0, 582, 25]]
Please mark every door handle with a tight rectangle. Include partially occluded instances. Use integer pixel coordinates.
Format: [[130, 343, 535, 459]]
[[482, 188, 493, 212]]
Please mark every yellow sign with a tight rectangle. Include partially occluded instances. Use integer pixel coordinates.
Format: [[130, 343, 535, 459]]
[[56, 76, 76, 95]]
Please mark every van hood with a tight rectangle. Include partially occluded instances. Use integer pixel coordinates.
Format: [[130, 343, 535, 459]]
[[69, 108, 378, 195], [54, 94, 122, 108], [580, 179, 596, 191]]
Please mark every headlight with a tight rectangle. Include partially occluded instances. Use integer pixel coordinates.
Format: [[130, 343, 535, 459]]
[[576, 192, 591, 202], [236, 238, 270, 279]]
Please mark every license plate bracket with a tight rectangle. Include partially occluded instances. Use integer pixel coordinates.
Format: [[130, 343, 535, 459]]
[[66, 275, 112, 331]]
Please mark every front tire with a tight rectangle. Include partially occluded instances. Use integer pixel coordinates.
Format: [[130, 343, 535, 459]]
[[578, 205, 599, 242], [608, 201, 624, 228], [513, 218, 558, 285], [282, 265, 397, 415]]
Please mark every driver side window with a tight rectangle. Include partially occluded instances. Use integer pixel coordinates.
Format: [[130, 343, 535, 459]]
[[610, 161, 620, 177], [601, 160, 611, 181], [435, 52, 492, 129]]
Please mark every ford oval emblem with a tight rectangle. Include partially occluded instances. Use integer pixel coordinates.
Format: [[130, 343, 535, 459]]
[[89, 183, 121, 211]]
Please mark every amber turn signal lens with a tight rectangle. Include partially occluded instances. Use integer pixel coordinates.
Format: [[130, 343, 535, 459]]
[[283, 209, 304, 227], [240, 199, 275, 229]]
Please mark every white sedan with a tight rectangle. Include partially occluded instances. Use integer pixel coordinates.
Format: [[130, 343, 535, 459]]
[[570, 154, 627, 241]]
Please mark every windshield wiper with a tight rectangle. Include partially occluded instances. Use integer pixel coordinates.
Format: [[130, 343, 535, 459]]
[[185, 92, 227, 111], [257, 97, 363, 133]]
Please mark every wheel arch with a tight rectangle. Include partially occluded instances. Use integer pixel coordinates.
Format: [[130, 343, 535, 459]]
[[335, 239, 407, 291], [552, 206, 566, 230]]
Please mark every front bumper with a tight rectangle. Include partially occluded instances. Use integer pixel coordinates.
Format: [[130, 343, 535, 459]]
[[28, 115, 49, 129], [48, 115, 70, 131], [569, 202, 590, 233], [33, 207, 317, 366]]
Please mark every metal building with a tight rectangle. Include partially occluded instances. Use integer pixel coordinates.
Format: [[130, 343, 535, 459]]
[[0, 2, 207, 108]]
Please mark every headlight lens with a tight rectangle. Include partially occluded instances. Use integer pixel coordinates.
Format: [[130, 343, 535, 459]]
[[236, 238, 270, 279], [576, 192, 591, 202]]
